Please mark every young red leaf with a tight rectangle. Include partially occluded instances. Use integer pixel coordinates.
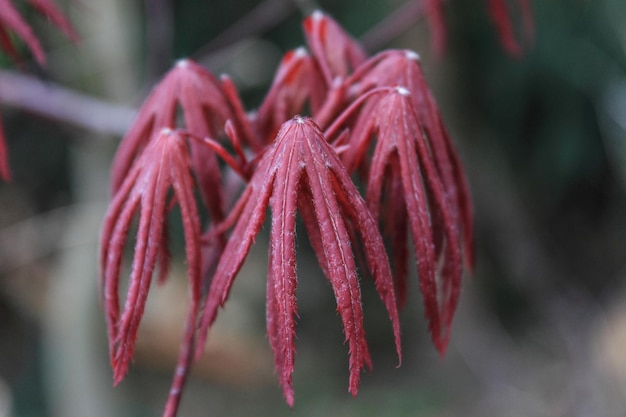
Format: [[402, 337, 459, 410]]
[[348, 87, 463, 351], [255, 47, 324, 143], [196, 117, 400, 406], [100, 129, 202, 414], [303, 10, 367, 86], [110, 59, 242, 222], [350, 49, 474, 270]]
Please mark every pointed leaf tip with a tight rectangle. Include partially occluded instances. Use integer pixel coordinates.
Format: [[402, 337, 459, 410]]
[[101, 130, 202, 389]]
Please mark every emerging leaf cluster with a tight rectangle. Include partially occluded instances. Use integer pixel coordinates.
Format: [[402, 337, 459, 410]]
[[100, 11, 474, 417]]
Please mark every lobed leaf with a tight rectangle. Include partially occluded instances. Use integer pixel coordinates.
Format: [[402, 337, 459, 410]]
[[303, 10, 367, 86], [110, 59, 249, 223], [197, 117, 400, 405], [100, 129, 202, 412], [350, 49, 474, 269], [373, 90, 461, 350], [256, 48, 323, 144]]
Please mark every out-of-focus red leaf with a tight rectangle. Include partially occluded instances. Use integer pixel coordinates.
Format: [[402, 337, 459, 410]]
[[0, 114, 10, 181], [486, 0, 534, 56], [487, 0, 522, 57], [0, 0, 45, 63], [0, 25, 24, 64], [0, 0, 78, 181], [0, 0, 78, 64], [421, 0, 534, 56], [28, 0, 79, 42]]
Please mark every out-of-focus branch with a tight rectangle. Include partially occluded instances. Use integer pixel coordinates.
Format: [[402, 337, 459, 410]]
[[360, 0, 426, 52], [0, 70, 135, 137], [192, 0, 296, 67]]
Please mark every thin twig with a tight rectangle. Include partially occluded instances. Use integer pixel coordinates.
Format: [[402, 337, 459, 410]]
[[191, 0, 296, 62], [360, 0, 426, 52], [0, 70, 136, 137]]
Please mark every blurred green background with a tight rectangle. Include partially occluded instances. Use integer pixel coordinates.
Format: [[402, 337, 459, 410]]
[[1, 0, 626, 416]]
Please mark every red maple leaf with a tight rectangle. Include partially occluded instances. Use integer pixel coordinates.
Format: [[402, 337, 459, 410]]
[[196, 117, 401, 406], [341, 87, 463, 351], [255, 47, 323, 143], [110, 59, 250, 222], [100, 128, 208, 414], [348, 49, 474, 270], [0, 0, 78, 181], [303, 11, 367, 86], [101, 128, 202, 378]]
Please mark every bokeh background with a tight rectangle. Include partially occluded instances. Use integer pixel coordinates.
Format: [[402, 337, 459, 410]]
[[1, 0, 626, 416]]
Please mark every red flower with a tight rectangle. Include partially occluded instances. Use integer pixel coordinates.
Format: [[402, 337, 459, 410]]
[[196, 117, 401, 406]]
